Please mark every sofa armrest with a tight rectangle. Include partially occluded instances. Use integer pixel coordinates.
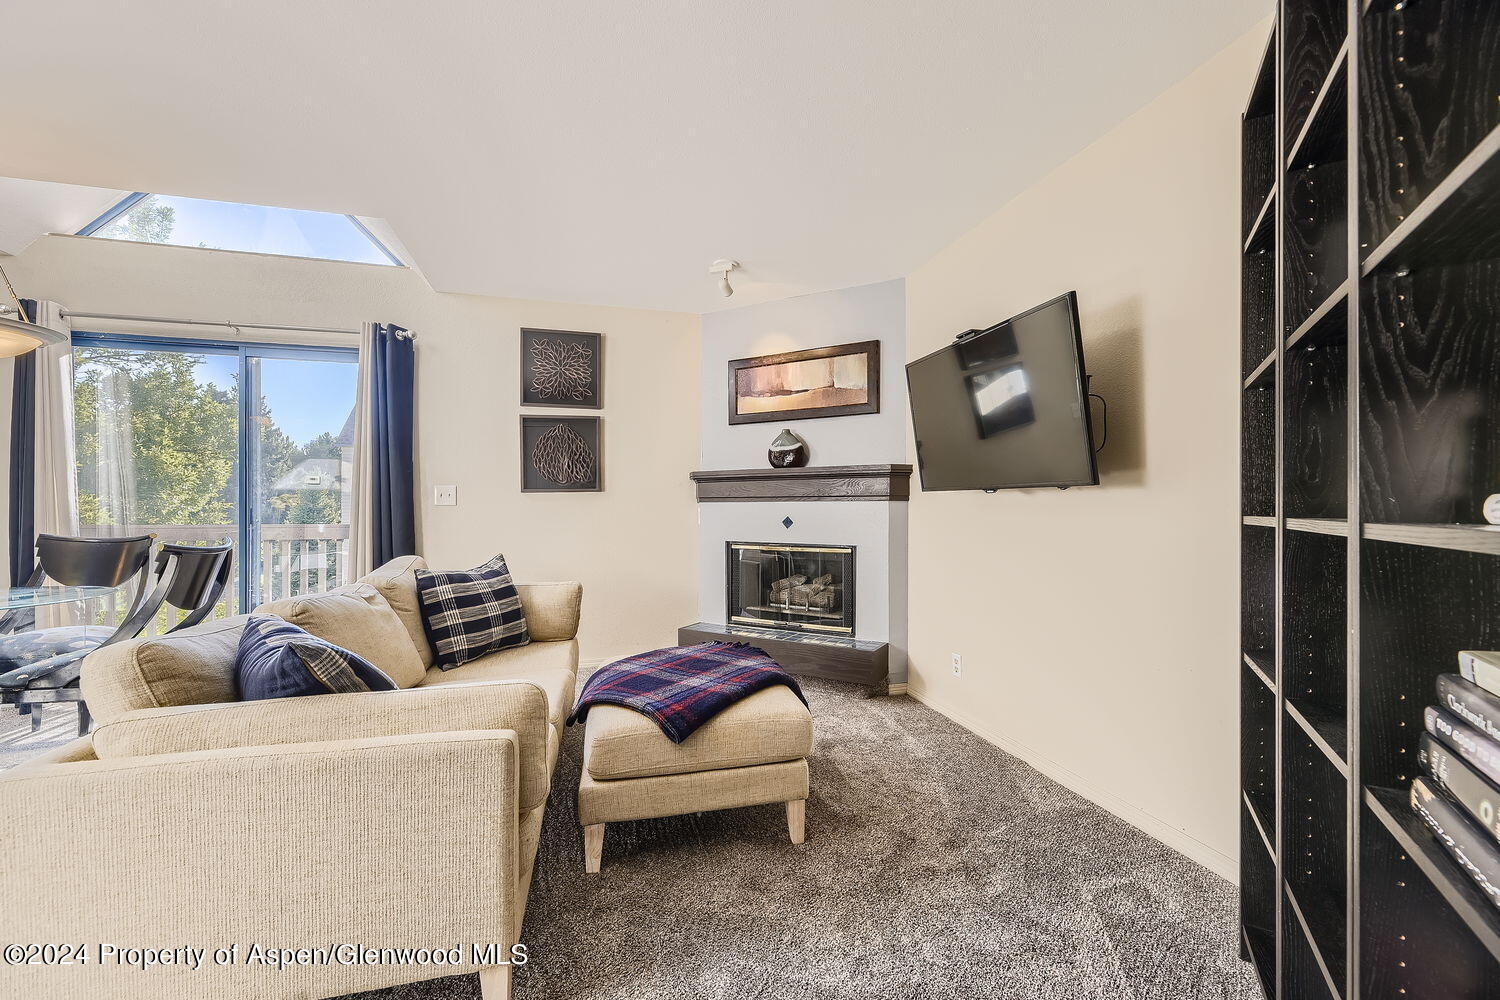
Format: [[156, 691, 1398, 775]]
[[517, 581, 583, 641], [91, 680, 553, 810], [7, 735, 97, 773], [0, 730, 521, 999]]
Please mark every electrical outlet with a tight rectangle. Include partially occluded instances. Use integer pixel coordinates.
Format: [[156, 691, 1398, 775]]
[[433, 485, 457, 507], [951, 653, 962, 677]]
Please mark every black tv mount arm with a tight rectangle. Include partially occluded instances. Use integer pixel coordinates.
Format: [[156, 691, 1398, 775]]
[[1086, 374, 1107, 454], [953, 323, 1004, 345]]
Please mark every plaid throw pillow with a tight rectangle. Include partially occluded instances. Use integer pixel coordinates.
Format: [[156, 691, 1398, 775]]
[[415, 554, 530, 669], [234, 615, 397, 701]]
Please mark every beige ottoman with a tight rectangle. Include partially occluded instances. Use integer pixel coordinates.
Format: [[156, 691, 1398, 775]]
[[576, 684, 813, 872]]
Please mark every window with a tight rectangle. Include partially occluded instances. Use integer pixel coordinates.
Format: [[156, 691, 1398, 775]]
[[78, 193, 402, 266], [72, 334, 360, 618]]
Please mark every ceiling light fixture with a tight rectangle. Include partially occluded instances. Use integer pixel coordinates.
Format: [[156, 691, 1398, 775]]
[[709, 259, 739, 297], [0, 263, 66, 358]]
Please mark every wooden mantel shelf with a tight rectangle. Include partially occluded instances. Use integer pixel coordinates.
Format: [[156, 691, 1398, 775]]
[[690, 464, 913, 502]]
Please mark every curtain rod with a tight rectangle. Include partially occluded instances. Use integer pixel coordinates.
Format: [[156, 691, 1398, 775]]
[[0, 305, 414, 340]]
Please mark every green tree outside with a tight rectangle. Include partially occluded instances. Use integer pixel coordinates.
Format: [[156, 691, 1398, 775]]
[[73, 349, 237, 525], [96, 195, 178, 244], [73, 347, 352, 599]]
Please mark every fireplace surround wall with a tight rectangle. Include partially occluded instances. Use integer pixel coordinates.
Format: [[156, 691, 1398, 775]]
[[693, 465, 910, 688]]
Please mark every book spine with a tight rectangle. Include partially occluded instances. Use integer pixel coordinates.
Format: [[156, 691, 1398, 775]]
[[1435, 673, 1500, 743], [1419, 732, 1500, 840], [1459, 651, 1500, 698], [1426, 705, 1500, 788], [1411, 777, 1500, 910]]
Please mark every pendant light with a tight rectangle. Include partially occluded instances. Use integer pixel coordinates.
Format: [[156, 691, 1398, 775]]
[[0, 263, 65, 357]]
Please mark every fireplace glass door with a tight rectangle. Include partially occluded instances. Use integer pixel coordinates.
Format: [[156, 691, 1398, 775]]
[[727, 543, 855, 634]]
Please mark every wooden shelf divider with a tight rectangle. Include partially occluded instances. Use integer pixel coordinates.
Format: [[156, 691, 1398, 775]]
[[1286, 516, 1348, 536], [1245, 790, 1277, 862], [1285, 883, 1347, 1000], [1286, 698, 1350, 777], [1244, 651, 1276, 693], [1365, 787, 1500, 964], [1244, 351, 1276, 389], [1285, 40, 1348, 170], [1285, 279, 1348, 350], [1363, 522, 1500, 557], [1245, 186, 1278, 254], [1360, 125, 1500, 277]]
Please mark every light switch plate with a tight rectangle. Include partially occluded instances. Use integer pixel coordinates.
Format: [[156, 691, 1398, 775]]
[[434, 485, 457, 507]]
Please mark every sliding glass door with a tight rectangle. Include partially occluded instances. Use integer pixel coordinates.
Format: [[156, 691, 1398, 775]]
[[247, 353, 358, 605], [72, 335, 358, 620]]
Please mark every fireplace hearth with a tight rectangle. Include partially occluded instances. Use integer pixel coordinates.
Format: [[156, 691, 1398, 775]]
[[727, 542, 855, 635]]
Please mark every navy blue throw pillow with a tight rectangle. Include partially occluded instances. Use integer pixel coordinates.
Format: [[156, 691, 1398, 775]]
[[234, 615, 397, 701], [415, 554, 530, 669]]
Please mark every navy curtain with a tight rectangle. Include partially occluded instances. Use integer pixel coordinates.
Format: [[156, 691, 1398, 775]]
[[369, 323, 416, 567], [8, 299, 37, 587]]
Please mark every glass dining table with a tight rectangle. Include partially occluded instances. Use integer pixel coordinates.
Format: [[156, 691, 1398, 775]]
[[0, 585, 118, 611], [2, 585, 124, 733]]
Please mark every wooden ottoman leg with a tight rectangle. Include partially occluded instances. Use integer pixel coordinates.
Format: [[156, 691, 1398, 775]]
[[584, 823, 606, 873], [786, 799, 806, 845], [479, 963, 511, 1000]]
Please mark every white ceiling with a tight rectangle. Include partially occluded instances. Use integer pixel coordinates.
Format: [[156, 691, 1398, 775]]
[[2, 1, 1267, 313]]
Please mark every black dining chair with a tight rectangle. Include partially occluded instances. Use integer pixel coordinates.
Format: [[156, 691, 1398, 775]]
[[0, 534, 157, 637], [0, 538, 234, 735]]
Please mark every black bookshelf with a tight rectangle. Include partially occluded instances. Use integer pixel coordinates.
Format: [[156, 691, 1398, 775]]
[[1240, 3, 1500, 998]]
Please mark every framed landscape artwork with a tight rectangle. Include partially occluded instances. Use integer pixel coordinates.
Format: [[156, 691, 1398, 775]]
[[520, 416, 602, 493], [727, 340, 881, 425], [521, 328, 602, 408]]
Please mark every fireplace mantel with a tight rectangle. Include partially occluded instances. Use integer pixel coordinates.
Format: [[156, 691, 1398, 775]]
[[690, 464, 912, 503]]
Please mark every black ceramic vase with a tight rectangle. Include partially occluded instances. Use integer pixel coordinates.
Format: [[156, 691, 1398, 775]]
[[768, 428, 808, 468]]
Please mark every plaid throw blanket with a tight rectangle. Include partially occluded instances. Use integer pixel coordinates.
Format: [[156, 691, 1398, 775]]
[[567, 642, 808, 744]]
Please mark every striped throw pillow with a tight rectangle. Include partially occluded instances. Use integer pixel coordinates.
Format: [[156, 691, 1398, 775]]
[[415, 554, 530, 669], [234, 615, 397, 701]]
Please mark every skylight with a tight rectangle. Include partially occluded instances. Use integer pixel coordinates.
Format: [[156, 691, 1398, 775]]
[[79, 193, 402, 266]]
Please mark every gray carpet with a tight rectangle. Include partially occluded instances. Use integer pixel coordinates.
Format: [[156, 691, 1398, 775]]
[[348, 679, 1259, 1000], [0, 704, 77, 770]]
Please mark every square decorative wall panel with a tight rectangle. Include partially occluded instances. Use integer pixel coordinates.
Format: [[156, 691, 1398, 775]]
[[520, 416, 602, 492], [521, 328, 602, 408]]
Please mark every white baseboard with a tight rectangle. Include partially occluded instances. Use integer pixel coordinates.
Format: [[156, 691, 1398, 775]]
[[886, 682, 908, 696], [906, 686, 1238, 884]]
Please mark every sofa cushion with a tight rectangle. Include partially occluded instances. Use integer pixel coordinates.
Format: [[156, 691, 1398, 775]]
[[415, 554, 529, 669], [234, 615, 397, 701], [356, 555, 433, 667], [583, 683, 812, 781], [79, 615, 249, 725], [418, 639, 577, 729], [254, 584, 426, 689], [515, 583, 583, 642]]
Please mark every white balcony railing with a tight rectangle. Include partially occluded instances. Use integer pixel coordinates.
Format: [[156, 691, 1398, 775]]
[[77, 522, 351, 635]]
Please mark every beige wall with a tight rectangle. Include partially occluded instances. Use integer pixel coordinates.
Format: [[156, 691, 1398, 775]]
[[903, 22, 1270, 880], [1, 235, 700, 665]]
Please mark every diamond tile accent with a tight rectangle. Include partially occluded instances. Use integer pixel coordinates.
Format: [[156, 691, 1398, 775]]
[[782, 516, 794, 529]]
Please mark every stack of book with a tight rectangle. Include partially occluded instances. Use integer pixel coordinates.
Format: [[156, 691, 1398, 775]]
[[1411, 650, 1500, 910]]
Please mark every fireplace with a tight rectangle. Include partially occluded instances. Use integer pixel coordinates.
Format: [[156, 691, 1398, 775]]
[[727, 542, 855, 635]]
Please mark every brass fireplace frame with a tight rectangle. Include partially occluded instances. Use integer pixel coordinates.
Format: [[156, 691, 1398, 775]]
[[726, 541, 856, 635]]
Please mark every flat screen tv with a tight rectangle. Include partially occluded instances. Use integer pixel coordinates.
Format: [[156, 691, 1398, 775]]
[[905, 291, 1098, 491]]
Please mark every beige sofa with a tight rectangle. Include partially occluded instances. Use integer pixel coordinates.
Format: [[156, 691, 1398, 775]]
[[0, 556, 579, 1000]]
